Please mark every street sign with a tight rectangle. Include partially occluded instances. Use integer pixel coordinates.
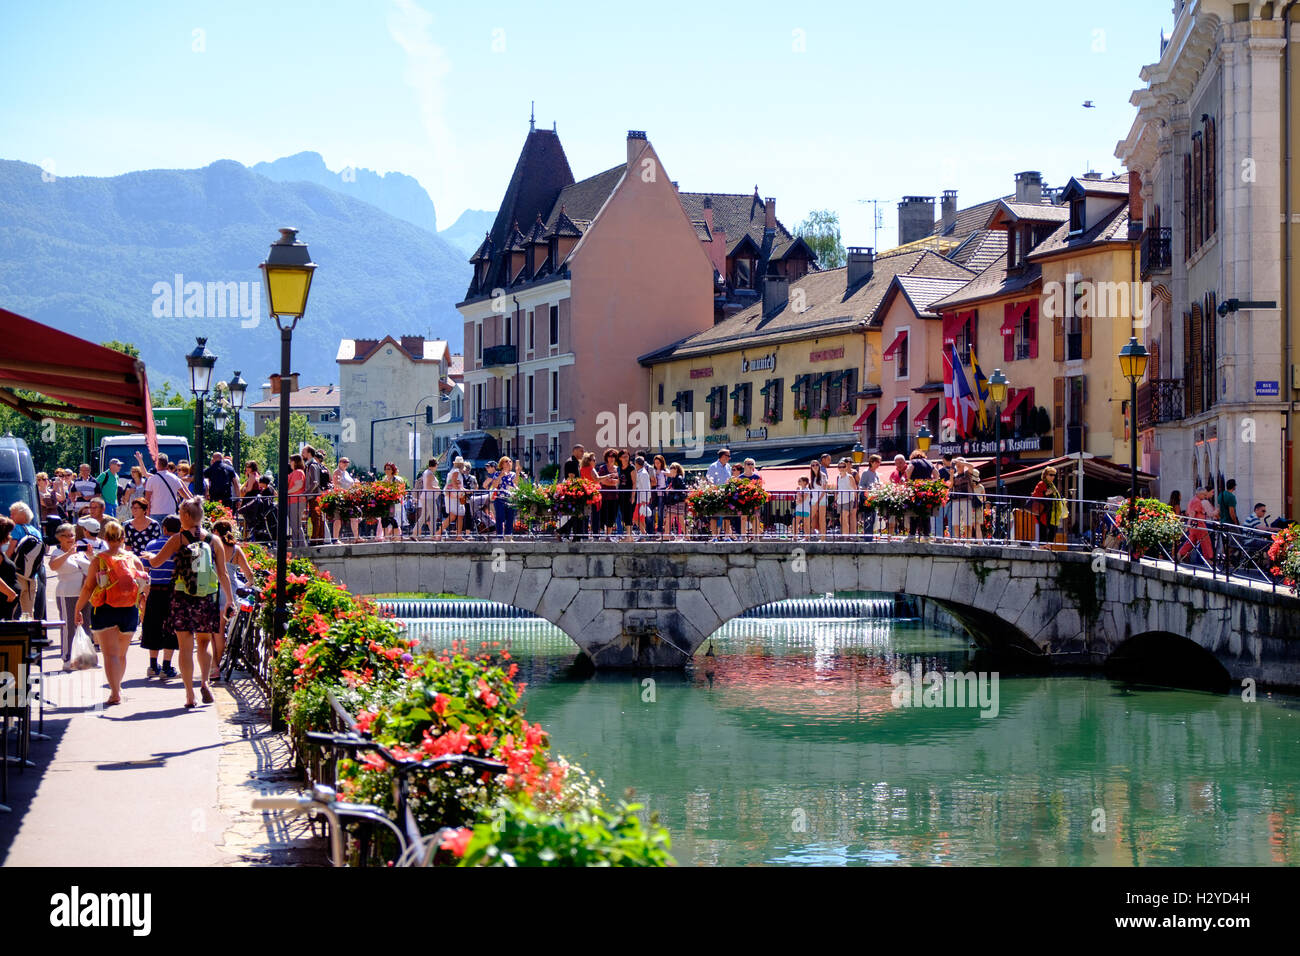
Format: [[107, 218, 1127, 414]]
[[1256, 381, 1280, 397]]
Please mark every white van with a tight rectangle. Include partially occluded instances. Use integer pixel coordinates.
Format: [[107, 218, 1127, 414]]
[[98, 434, 192, 473]]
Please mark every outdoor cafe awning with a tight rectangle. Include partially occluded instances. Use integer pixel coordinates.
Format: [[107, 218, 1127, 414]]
[[999, 386, 1033, 423], [882, 330, 908, 361], [912, 397, 939, 426], [0, 307, 157, 449], [852, 404, 877, 429]]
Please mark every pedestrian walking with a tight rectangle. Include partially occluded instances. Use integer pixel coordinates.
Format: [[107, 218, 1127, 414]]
[[121, 497, 161, 556], [144, 499, 231, 709], [858, 454, 881, 539], [48, 523, 91, 666], [488, 456, 517, 538], [437, 461, 466, 540], [287, 454, 307, 549], [74, 519, 149, 706], [412, 458, 441, 540], [834, 458, 859, 537], [1176, 486, 1217, 565], [665, 462, 688, 539], [807, 461, 827, 540], [140, 515, 181, 679]]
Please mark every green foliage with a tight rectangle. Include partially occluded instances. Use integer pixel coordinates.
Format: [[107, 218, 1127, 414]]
[[101, 339, 140, 358], [248, 412, 334, 472], [457, 797, 674, 867], [796, 209, 846, 269]]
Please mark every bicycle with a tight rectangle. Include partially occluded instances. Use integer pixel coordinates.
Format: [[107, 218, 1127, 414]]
[[253, 730, 505, 866], [219, 585, 259, 682]]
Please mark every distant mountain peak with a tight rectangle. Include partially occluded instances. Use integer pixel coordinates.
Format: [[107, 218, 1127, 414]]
[[253, 152, 438, 233]]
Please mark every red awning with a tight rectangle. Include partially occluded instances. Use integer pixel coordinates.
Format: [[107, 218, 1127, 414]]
[[0, 307, 157, 455], [852, 404, 877, 429], [882, 330, 908, 361], [912, 397, 939, 426], [999, 387, 1033, 423], [880, 400, 908, 433]]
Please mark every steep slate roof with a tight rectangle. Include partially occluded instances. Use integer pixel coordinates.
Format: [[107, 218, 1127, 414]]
[[678, 190, 797, 249], [994, 201, 1071, 223], [640, 249, 973, 362], [337, 335, 447, 364], [469, 128, 575, 295], [542, 164, 627, 234]]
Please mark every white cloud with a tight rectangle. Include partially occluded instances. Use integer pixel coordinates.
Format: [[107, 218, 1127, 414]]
[[387, 0, 456, 212]]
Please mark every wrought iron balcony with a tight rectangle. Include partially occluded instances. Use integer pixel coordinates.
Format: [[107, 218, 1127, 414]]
[[1137, 378, 1183, 427], [482, 344, 518, 369], [476, 406, 517, 429], [1140, 226, 1172, 277]]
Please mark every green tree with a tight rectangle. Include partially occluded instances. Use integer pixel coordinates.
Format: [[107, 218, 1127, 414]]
[[248, 412, 333, 476], [101, 339, 140, 358], [796, 209, 846, 269]]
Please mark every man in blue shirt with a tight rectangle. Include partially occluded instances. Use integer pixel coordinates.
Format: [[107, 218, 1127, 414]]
[[705, 448, 732, 540]]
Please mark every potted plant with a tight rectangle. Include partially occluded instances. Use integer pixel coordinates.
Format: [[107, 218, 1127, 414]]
[[1115, 497, 1184, 558], [836, 400, 854, 417], [709, 412, 725, 431], [792, 406, 811, 432], [1268, 524, 1300, 592], [732, 412, 750, 427], [762, 409, 781, 425], [818, 406, 832, 433]]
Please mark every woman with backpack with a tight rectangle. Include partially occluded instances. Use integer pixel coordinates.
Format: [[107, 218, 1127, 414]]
[[73, 519, 149, 706], [144, 499, 232, 709]]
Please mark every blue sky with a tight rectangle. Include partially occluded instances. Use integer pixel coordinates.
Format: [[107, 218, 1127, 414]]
[[0, 0, 1172, 248]]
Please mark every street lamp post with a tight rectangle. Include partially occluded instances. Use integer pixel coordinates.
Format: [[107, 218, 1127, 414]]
[[916, 425, 932, 456], [212, 403, 229, 453], [228, 370, 248, 477], [1118, 337, 1149, 562], [988, 369, 1008, 539], [260, 228, 317, 693], [186, 337, 217, 496]]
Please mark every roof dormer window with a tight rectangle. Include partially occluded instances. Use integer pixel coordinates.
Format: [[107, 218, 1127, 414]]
[[1068, 199, 1084, 235]]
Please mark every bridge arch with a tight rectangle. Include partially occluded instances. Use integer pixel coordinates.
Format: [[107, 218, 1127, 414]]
[[1105, 630, 1233, 692]]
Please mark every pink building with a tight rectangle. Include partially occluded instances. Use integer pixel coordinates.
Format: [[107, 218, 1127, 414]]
[[459, 126, 715, 472]]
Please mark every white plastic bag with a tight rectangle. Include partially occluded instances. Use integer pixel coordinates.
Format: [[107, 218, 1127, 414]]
[[69, 626, 98, 671]]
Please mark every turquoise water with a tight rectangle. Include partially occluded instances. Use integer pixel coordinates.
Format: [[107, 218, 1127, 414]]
[[403, 616, 1300, 866]]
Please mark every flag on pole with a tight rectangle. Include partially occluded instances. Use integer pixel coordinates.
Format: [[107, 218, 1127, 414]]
[[942, 344, 956, 427], [969, 346, 989, 431], [950, 344, 977, 437]]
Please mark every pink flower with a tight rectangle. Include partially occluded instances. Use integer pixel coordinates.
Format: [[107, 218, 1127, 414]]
[[440, 827, 472, 858]]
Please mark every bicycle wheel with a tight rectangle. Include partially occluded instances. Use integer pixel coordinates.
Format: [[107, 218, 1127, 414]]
[[335, 809, 406, 867]]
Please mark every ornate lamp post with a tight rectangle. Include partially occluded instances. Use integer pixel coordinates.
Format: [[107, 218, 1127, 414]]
[[852, 442, 865, 465], [916, 425, 932, 456], [988, 368, 1008, 540], [260, 228, 317, 668], [186, 337, 217, 494], [1118, 337, 1149, 560], [228, 370, 248, 477], [988, 369, 1008, 493], [211, 403, 229, 451]]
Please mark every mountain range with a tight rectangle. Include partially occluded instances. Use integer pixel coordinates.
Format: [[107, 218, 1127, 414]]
[[0, 157, 478, 390]]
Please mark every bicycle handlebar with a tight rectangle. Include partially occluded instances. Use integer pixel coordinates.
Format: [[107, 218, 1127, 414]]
[[307, 731, 506, 776]]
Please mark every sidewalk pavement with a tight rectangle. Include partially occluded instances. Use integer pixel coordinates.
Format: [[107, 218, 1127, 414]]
[[0, 581, 323, 866]]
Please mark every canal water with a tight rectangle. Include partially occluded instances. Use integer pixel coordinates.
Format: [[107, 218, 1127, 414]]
[[401, 613, 1300, 866]]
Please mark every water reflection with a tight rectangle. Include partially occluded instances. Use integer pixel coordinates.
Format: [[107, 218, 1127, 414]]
[[401, 616, 1300, 866]]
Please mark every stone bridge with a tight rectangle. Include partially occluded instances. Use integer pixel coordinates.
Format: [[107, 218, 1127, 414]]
[[305, 541, 1300, 687]]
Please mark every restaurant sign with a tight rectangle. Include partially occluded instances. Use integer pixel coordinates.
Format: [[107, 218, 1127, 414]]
[[745, 427, 768, 441], [810, 347, 845, 363], [704, 433, 730, 444], [741, 353, 776, 374], [690, 367, 713, 379], [935, 436, 1047, 456]]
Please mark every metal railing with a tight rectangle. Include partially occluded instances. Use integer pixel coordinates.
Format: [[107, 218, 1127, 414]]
[[1138, 378, 1184, 427], [482, 344, 517, 368], [476, 406, 518, 429], [1140, 226, 1172, 276]]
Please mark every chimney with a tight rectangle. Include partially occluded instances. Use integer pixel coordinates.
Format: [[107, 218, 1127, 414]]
[[1127, 170, 1143, 230], [764, 197, 776, 231], [1015, 170, 1043, 204], [627, 130, 647, 164], [847, 246, 874, 291], [701, 195, 714, 234], [940, 190, 958, 235], [1082, 170, 1103, 180], [762, 275, 789, 318], [897, 196, 935, 246]]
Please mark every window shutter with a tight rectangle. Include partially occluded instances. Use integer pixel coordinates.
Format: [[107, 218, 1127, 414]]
[[1028, 302, 1039, 359], [1205, 294, 1217, 408], [1189, 304, 1203, 414], [1183, 154, 1192, 259], [1183, 310, 1194, 413], [1053, 307, 1065, 362], [1192, 135, 1203, 250], [1206, 117, 1216, 235], [1053, 376, 1066, 454], [1081, 310, 1092, 360], [1004, 304, 1015, 362]]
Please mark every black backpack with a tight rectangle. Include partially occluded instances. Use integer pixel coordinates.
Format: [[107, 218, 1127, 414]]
[[318, 463, 332, 490], [13, 532, 45, 579], [910, 458, 933, 480]]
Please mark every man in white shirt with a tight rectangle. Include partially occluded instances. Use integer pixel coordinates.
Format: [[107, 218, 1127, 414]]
[[705, 448, 732, 539], [139, 451, 189, 524]]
